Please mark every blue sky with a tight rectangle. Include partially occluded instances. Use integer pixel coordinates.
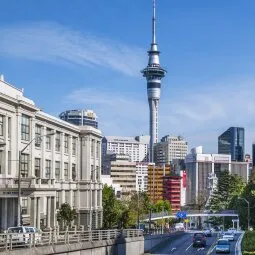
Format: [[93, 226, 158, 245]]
[[1, 0, 255, 154]]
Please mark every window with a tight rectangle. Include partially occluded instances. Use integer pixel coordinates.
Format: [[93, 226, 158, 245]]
[[35, 125, 42, 147], [21, 198, 28, 215], [91, 139, 95, 156], [46, 129, 52, 150], [21, 114, 30, 141], [0, 115, 3, 136], [8, 117, 11, 138], [20, 154, 29, 177], [55, 161, 60, 180], [91, 165, 94, 180], [72, 164, 76, 181], [55, 132, 61, 152], [96, 166, 99, 180], [64, 163, 68, 180], [96, 141, 100, 158], [8, 151, 11, 175], [64, 135, 69, 154], [0, 151, 3, 174], [35, 158, 41, 178], [72, 138, 76, 156], [56, 192, 60, 209], [45, 160, 51, 179]]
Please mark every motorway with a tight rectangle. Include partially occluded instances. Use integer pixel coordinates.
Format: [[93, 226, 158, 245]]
[[151, 232, 241, 255]]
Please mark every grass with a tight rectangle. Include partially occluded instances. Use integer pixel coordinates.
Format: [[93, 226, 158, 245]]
[[242, 231, 255, 254]]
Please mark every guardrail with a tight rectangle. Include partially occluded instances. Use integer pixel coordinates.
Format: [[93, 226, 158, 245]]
[[0, 229, 143, 251]]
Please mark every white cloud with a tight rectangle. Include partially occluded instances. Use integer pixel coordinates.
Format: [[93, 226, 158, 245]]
[[64, 78, 255, 154], [0, 22, 145, 76]]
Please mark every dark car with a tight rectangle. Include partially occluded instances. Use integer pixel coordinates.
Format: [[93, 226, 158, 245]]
[[193, 233, 206, 247]]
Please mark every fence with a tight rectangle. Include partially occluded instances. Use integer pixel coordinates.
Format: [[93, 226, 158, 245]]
[[0, 229, 143, 251]]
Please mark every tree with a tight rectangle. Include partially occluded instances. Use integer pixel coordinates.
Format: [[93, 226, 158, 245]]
[[57, 203, 76, 230], [102, 184, 120, 229], [153, 200, 171, 213]]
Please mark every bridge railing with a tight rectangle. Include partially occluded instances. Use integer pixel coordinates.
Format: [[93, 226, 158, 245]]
[[0, 229, 143, 251]]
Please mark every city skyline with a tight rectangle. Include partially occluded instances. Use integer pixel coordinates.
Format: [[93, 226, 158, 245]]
[[1, 0, 255, 153]]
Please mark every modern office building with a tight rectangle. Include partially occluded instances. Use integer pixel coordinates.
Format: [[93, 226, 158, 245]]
[[101, 175, 122, 198], [102, 136, 150, 174], [59, 109, 98, 128], [252, 144, 255, 170], [147, 163, 171, 203], [154, 136, 188, 165], [180, 170, 187, 206], [218, 127, 245, 161], [136, 163, 148, 192], [185, 146, 249, 206], [0, 76, 103, 230], [109, 154, 137, 195], [163, 175, 181, 212], [141, 0, 166, 162]]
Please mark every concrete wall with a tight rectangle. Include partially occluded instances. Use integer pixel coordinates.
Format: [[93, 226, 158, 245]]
[[0, 237, 144, 255]]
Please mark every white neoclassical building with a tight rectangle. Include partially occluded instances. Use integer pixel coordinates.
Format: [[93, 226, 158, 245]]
[[0, 75, 103, 231]]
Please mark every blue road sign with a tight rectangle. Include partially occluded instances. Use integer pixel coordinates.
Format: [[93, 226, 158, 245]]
[[176, 211, 187, 219]]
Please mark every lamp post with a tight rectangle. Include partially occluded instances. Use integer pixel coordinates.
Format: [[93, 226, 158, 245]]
[[17, 132, 55, 226], [137, 191, 140, 229], [238, 197, 250, 231]]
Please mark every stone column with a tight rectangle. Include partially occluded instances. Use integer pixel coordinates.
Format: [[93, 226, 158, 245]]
[[30, 197, 37, 227], [4, 198, 8, 230], [51, 196, 56, 228], [36, 197, 41, 229], [46, 197, 51, 229]]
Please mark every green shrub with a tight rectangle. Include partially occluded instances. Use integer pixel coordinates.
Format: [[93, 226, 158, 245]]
[[242, 231, 255, 253]]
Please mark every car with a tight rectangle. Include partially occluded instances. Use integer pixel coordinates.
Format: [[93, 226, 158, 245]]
[[222, 232, 235, 241], [216, 239, 231, 253], [7, 226, 30, 245], [26, 227, 42, 244], [192, 233, 206, 247], [203, 229, 212, 237], [228, 228, 237, 235]]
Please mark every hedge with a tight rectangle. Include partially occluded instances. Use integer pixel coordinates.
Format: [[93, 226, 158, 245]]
[[242, 231, 255, 254]]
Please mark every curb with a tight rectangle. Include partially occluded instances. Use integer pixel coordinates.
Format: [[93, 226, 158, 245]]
[[235, 231, 245, 255]]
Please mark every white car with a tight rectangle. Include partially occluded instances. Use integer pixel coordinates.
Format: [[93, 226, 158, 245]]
[[228, 228, 237, 235], [222, 232, 235, 241], [7, 226, 30, 245]]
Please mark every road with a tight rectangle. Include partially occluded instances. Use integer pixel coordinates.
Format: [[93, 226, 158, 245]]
[[151, 232, 241, 255]]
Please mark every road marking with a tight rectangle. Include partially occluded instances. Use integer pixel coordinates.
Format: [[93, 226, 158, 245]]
[[235, 233, 244, 255], [185, 243, 193, 251], [170, 247, 177, 252]]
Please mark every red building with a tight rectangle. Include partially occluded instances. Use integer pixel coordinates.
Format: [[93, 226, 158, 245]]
[[163, 175, 181, 212]]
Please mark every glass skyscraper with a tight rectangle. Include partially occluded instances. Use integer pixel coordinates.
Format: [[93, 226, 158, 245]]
[[59, 109, 98, 128], [218, 127, 245, 161]]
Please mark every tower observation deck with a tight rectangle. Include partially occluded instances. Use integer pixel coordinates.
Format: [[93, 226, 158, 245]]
[[141, 0, 166, 162]]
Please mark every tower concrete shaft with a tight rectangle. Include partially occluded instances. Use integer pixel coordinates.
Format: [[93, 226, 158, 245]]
[[141, 0, 166, 162]]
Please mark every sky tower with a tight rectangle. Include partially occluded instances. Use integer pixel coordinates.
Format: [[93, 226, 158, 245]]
[[141, 0, 167, 162]]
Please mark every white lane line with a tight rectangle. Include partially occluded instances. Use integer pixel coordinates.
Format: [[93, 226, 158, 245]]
[[185, 242, 193, 251], [235, 233, 244, 255]]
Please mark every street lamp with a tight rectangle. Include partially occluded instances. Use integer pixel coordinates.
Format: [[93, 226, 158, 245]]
[[17, 132, 55, 226], [238, 197, 250, 231]]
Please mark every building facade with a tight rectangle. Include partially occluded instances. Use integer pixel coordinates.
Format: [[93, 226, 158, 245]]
[[101, 175, 122, 198], [59, 109, 98, 128], [109, 154, 137, 195], [147, 163, 171, 203], [136, 163, 148, 192], [0, 77, 102, 231], [163, 175, 181, 212], [102, 136, 149, 174], [154, 136, 188, 165], [218, 127, 245, 161], [185, 146, 249, 206]]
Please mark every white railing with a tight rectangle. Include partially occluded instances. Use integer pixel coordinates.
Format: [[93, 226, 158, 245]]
[[0, 229, 143, 251]]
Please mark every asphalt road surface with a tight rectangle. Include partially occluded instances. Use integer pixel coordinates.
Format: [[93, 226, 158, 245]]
[[151, 232, 241, 255]]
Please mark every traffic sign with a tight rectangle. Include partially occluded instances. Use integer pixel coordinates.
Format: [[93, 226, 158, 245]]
[[176, 211, 187, 219]]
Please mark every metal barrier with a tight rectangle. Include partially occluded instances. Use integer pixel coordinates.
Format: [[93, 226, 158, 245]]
[[0, 229, 143, 251]]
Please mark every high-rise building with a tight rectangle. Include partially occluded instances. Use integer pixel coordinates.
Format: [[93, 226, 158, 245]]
[[102, 136, 150, 174], [136, 163, 148, 192], [185, 146, 249, 206], [141, 0, 166, 162], [59, 109, 98, 128], [218, 127, 245, 161], [154, 136, 188, 165], [252, 144, 255, 169], [0, 76, 103, 230], [109, 154, 137, 195], [147, 163, 171, 203], [163, 175, 181, 212]]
